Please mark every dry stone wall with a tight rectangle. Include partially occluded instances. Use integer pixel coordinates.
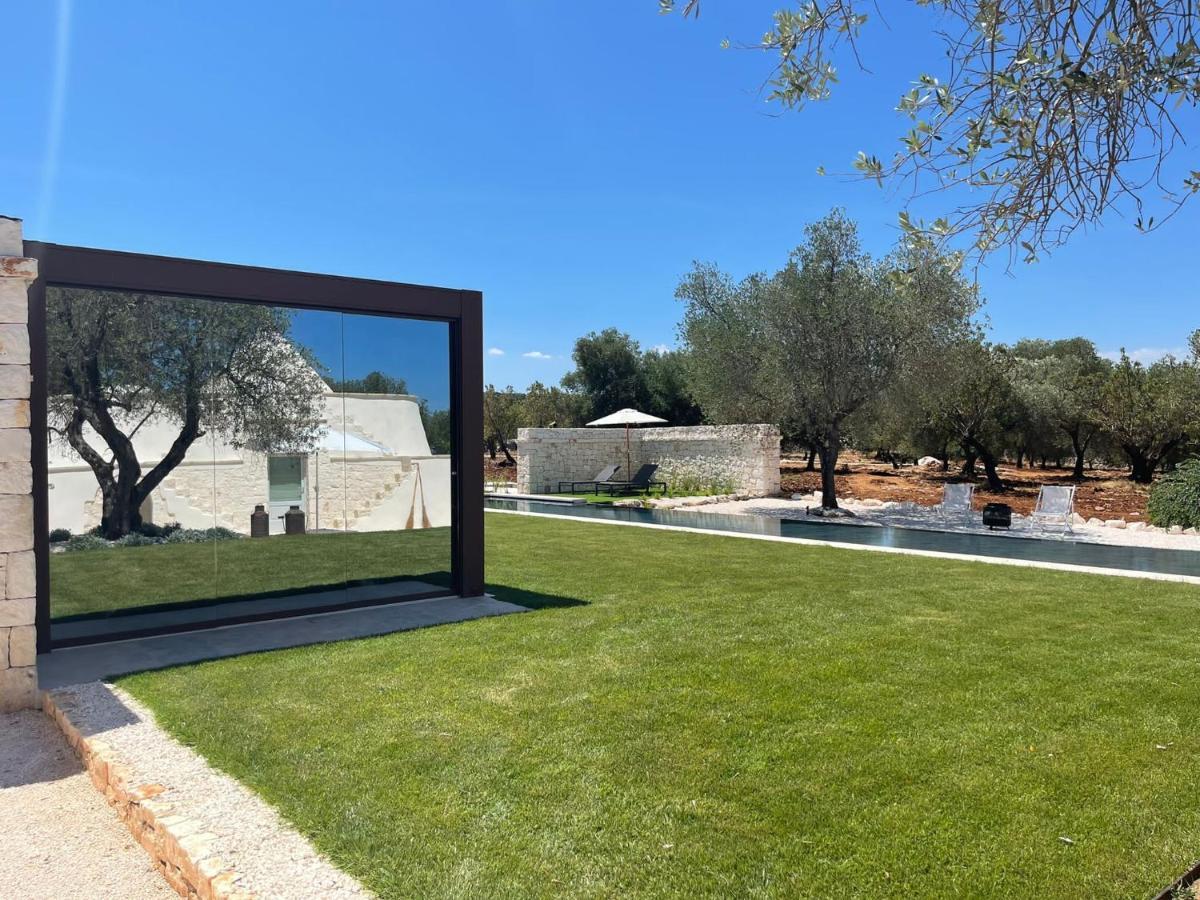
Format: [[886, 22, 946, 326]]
[[517, 424, 781, 497], [0, 216, 37, 711]]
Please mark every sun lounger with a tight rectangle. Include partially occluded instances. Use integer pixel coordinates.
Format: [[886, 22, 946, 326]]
[[600, 463, 668, 496], [1030, 484, 1076, 532], [558, 463, 622, 494], [938, 482, 976, 521]]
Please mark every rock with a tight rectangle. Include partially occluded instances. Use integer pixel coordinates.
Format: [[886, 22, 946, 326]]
[[858, 498, 884, 508], [1104, 519, 1127, 529], [1127, 521, 1147, 532], [1086, 517, 1104, 527], [917, 456, 942, 469], [1070, 513, 1086, 525], [1168, 525, 1184, 535], [1185, 527, 1198, 536]]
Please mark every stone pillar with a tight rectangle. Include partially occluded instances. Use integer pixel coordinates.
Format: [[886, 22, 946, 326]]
[[0, 215, 37, 711]]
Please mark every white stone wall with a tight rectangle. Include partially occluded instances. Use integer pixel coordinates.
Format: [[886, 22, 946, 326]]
[[0, 216, 37, 711], [517, 424, 781, 497]]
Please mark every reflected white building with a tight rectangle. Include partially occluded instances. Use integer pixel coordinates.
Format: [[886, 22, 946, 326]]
[[48, 379, 451, 536]]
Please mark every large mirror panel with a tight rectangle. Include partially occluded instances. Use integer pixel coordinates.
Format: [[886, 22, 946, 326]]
[[45, 286, 457, 645], [210, 306, 350, 618], [337, 312, 454, 597], [46, 287, 220, 642]]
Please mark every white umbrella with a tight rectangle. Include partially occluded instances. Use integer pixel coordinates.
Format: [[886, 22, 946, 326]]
[[586, 408, 667, 482]]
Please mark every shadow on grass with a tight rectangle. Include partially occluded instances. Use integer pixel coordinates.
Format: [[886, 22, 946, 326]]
[[487, 584, 590, 611]]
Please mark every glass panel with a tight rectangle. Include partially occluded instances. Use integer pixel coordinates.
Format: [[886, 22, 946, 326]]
[[46, 286, 219, 642], [211, 306, 349, 616], [337, 313, 454, 598]]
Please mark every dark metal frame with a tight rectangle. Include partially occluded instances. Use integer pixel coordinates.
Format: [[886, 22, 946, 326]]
[[25, 241, 484, 652]]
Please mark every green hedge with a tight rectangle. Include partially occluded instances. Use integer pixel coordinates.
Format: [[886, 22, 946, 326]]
[[1147, 457, 1200, 529]]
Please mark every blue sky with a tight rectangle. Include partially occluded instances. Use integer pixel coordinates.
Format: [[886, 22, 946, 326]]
[[6, 2, 1198, 390]]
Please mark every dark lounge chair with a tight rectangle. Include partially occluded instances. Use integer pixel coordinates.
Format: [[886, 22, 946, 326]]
[[600, 463, 668, 497], [558, 463, 622, 494]]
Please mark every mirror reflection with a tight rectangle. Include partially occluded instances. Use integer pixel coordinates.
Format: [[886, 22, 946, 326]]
[[45, 286, 454, 644]]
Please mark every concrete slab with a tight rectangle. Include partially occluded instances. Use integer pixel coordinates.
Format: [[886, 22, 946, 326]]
[[39, 594, 526, 689]]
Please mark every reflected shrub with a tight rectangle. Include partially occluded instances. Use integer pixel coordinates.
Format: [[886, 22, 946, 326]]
[[164, 527, 242, 545], [117, 533, 158, 548], [49, 528, 72, 543], [64, 534, 111, 553]]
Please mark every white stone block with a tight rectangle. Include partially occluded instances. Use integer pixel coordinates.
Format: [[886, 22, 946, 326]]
[[0, 365, 30, 399], [0, 495, 33, 551], [1104, 519, 1127, 529], [0, 596, 33, 627], [0, 324, 28, 365], [0, 462, 30, 495], [0, 665, 38, 712], [0, 217, 22, 257], [0, 279, 30, 324], [8, 624, 35, 667], [0, 428, 30, 463], [5, 550, 34, 599], [0, 400, 29, 429]]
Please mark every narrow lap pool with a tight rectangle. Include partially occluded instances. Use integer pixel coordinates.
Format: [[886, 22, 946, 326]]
[[485, 497, 1200, 581]]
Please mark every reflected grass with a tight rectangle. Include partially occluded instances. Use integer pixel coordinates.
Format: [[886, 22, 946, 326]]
[[50, 528, 452, 619]]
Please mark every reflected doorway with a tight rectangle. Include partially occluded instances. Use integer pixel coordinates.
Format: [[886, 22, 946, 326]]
[[267, 455, 307, 535]]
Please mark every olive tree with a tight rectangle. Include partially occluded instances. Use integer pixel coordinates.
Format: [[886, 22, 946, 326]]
[[679, 210, 976, 509], [661, 1, 1200, 261], [1097, 351, 1200, 482], [1009, 338, 1110, 477], [47, 288, 327, 539]]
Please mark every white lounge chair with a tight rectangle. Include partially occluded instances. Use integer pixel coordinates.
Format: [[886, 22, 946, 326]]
[[938, 482, 976, 521], [1030, 484, 1077, 532]]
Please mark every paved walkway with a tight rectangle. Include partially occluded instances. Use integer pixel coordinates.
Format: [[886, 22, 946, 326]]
[[0, 709, 173, 900]]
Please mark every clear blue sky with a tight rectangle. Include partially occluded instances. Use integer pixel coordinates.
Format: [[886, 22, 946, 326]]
[[6, 2, 1198, 390]]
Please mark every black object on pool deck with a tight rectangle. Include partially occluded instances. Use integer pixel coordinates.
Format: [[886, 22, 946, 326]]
[[485, 497, 1200, 580], [982, 503, 1013, 529]]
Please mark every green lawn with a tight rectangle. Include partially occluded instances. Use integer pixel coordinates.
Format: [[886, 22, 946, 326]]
[[120, 514, 1200, 898], [51, 528, 451, 619]]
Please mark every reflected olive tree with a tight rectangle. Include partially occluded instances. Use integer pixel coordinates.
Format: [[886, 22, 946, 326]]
[[47, 289, 327, 538]]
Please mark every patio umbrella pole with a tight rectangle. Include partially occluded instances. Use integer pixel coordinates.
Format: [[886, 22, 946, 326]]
[[585, 408, 669, 490]]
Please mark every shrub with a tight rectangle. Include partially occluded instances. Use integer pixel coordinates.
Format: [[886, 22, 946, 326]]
[[64, 533, 111, 553], [49, 528, 72, 543], [1148, 458, 1200, 529]]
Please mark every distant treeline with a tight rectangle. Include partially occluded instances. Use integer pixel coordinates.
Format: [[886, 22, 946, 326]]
[[485, 211, 1200, 511]]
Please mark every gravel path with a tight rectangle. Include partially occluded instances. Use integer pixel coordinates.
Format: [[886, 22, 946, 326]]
[[54, 681, 371, 900], [0, 709, 175, 900]]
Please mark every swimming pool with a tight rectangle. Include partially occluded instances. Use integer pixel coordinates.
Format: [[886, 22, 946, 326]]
[[485, 497, 1200, 581]]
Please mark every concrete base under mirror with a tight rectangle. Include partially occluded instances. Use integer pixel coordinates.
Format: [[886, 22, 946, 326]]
[[39, 593, 521, 688]]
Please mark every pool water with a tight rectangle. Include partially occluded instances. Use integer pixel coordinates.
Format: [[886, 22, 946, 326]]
[[485, 498, 1200, 580]]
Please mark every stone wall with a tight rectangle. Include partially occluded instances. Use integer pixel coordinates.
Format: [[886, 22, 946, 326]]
[[517, 424, 781, 497], [0, 216, 37, 711]]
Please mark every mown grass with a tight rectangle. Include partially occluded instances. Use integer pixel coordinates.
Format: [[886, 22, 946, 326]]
[[121, 513, 1200, 898], [51, 528, 451, 619]]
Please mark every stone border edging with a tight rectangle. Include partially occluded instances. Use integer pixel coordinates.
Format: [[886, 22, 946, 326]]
[[42, 689, 253, 900]]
